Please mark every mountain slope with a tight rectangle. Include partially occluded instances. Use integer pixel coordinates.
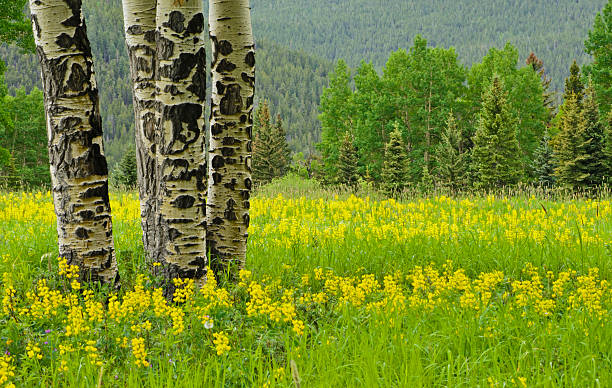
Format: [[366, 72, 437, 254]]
[[249, 0, 606, 91]]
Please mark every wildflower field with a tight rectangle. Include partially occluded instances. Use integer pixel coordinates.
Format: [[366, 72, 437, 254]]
[[0, 181, 610, 387]]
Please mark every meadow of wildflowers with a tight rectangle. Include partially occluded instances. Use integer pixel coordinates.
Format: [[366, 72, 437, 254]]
[[0, 184, 610, 387]]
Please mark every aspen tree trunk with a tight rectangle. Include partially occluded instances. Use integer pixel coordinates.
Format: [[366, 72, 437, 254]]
[[208, 0, 255, 278], [156, 0, 207, 290], [122, 0, 158, 262], [29, 0, 119, 285]]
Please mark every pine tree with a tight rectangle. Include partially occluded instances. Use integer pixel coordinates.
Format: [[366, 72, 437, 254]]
[[252, 101, 275, 184], [337, 131, 359, 187], [532, 131, 556, 187], [579, 80, 606, 187], [271, 114, 291, 177], [471, 76, 522, 190], [434, 112, 467, 192], [553, 93, 589, 188], [564, 61, 585, 104], [419, 164, 435, 193], [381, 123, 410, 196], [605, 111, 612, 179], [116, 147, 138, 187], [526, 52, 555, 119]]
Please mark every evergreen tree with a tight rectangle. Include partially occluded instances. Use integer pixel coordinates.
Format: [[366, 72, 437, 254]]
[[471, 76, 522, 190], [337, 131, 359, 187], [532, 131, 556, 187], [419, 164, 435, 193], [579, 80, 607, 187], [271, 114, 291, 177], [584, 0, 612, 117], [318, 60, 354, 183], [553, 94, 589, 188], [604, 111, 612, 179], [381, 123, 410, 196], [526, 52, 555, 119], [116, 147, 138, 187], [252, 100, 275, 185], [434, 112, 467, 192], [564, 60, 585, 104]]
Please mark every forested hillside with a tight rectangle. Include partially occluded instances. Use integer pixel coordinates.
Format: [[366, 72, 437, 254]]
[[250, 0, 606, 92], [0, 0, 607, 168], [0, 0, 332, 166]]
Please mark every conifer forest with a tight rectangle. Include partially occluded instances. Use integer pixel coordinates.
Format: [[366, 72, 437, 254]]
[[0, 0, 611, 386]]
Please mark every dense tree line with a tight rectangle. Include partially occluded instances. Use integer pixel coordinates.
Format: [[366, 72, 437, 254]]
[[251, 0, 607, 93], [318, 14, 612, 193]]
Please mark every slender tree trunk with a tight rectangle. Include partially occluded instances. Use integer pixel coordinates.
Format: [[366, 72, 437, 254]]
[[122, 0, 158, 262], [155, 0, 207, 291], [208, 0, 255, 278], [29, 0, 119, 285]]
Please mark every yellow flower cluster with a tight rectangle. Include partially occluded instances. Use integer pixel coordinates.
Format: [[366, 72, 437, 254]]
[[4, 193, 612, 252], [131, 337, 149, 367], [212, 332, 231, 356], [0, 354, 15, 388], [26, 342, 42, 360]]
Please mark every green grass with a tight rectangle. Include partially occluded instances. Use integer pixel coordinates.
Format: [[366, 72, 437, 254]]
[[0, 178, 610, 387]]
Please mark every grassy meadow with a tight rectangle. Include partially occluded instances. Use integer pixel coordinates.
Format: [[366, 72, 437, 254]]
[[0, 177, 610, 387]]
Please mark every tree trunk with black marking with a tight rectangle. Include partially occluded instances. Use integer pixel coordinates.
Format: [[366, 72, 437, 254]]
[[156, 0, 207, 292], [208, 0, 255, 279], [29, 0, 119, 286], [122, 0, 158, 263]]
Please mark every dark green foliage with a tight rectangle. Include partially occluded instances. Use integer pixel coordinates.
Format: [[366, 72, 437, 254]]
[[270, 114, 291, 177], [337, 132, 359, 187], [471, 76, 522, 189], [466, 44, 548, 167], [579, 81, 607, 187], [434, 113, 468, 191], [604, 111, 612, 178], [584, 0, 612, 117], [318, 60, 353, 184], [252, 101, 275, 185], [115, 148, 138, 187], [526, 52, 555, 119], [532, 132, 556, 187], [381, 124, 410, 196], [251, 0, 605, 92], [0, 0, 34, 51], [253, 101, 293, 185], [564, 61, 585, 104], [553, 94, 590, 188], [0, 86, 49, 188]]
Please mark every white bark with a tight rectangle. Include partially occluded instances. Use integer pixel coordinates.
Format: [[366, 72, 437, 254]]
[[156, 0, 208, 289], [208, 0, 255, 277], [122, 0, 158, 262], [29, 0, 119, 285]]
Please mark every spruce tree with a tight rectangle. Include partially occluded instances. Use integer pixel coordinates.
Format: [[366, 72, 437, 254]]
[[271, 114, 291, 177], [337, 131, 359, 187], [526, 52, 555, 118], [381, 123, 410, 196], [116, 147, 138, 187], [579, 80, 606, 187], [471, 76, 522, 190], [564, 60, 585, 104], [532, 131, 556, 187], [252, 101, 275, 185], [605, 111, 612, 179], [434, 112, 467, 192], [553, 93, 589, 188]]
